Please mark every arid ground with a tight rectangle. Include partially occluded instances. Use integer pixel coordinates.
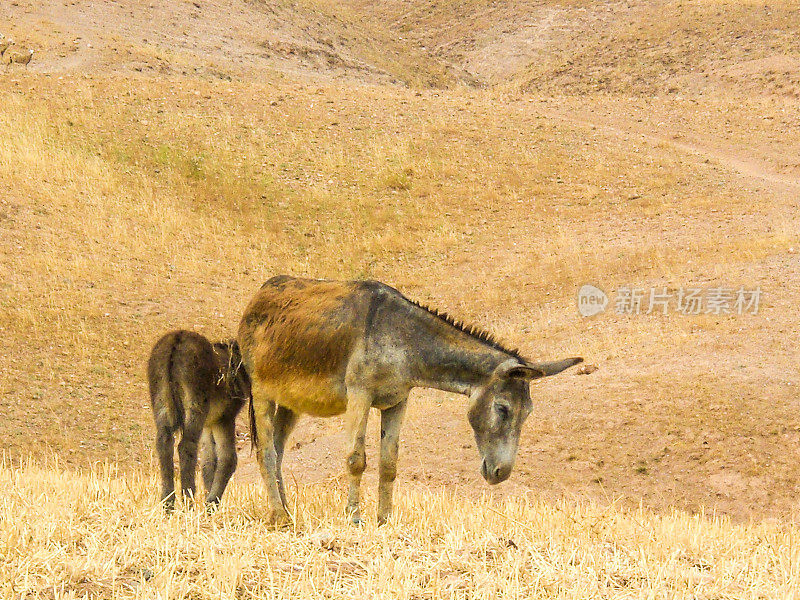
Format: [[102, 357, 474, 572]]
[[2, 0, 800, 528]]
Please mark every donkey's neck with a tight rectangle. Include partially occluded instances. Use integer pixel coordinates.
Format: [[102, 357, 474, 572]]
[[414, 347, 508, 395], [405, 311, 516, 395]]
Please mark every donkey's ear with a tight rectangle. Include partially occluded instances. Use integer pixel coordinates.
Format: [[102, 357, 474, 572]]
[[495, 359, 546, 381], [509, 365, 547, 380], [525, 357, 583, 377]]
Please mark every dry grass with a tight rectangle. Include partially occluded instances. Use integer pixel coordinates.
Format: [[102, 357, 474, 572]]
[[3, 458, 799, 599]]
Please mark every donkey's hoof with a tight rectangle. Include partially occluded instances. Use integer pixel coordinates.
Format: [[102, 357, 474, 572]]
[[268, 509, 292, 529], [162, 497, 176, 514], [377, 514, 390, 527], [345, 505, 363, 526]]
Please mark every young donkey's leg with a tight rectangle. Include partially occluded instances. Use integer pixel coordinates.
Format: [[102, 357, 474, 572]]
[[200, 428, 217, 494], [273, 406, 299, 508], [377, 399, 407, 525], [252, 390, 289, 526], [178, 404, 207, 503], [205, 418, 237, 505], [344, 387, 372, 524], [155, 426, 176, 510]]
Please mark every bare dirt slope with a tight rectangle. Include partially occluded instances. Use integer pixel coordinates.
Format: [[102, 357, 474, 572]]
[[345, 0, 800, 96], [0, 0, 453, 85], [1, 0, 799, 523]]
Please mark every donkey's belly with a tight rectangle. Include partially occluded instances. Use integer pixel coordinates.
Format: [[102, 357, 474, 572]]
[[265, 376, 347, 417]]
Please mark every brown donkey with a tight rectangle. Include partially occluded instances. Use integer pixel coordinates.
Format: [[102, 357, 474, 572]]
[[238, 276, 582, 526], [148, 330, 251, 510]]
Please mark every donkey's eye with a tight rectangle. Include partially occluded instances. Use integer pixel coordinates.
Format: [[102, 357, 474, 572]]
[[495, 403, 511, 419]]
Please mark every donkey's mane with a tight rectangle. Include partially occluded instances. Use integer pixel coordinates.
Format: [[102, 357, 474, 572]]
[[405, 297, 525, 361]]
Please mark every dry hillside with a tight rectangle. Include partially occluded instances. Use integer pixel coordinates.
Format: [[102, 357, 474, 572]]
[[1, 0, 799, 532]]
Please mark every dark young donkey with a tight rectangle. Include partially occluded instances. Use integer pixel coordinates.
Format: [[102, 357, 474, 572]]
[[238, 276, 582, 526], [148, 330, 251, 509]]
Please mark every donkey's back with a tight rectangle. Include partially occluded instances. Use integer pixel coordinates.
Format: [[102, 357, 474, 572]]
[[238, 276, 386, 416]]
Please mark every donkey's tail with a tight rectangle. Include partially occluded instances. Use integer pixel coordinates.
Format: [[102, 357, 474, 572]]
[[248, 390, 257, 453], [147, 331, 185, 433], [166, 337, 185, 432]]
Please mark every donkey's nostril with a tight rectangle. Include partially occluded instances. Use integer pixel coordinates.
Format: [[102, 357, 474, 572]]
[[492, 466, 501, 478]]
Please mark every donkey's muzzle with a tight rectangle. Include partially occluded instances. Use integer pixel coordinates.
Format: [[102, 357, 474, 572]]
[[481, 459, 511, 485]]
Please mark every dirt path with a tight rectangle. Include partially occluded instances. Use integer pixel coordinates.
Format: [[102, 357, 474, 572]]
[[541, 106, 800, 192]]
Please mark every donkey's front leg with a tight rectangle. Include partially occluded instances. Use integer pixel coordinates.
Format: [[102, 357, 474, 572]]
[[377, 399, 407, 525], [344, 388, 371, 524], [205, 418, 237, 506], [252, 392, 289, 527], [200, 428, 217, 494]]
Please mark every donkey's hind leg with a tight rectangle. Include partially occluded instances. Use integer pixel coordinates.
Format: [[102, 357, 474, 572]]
[[178, 404, 207, 503], [273, 405, 298, 508], [252, 389, 288, 527], [205, 417, 237, 506], [200, 428, 217, 494], [155, 426, 176, 511]]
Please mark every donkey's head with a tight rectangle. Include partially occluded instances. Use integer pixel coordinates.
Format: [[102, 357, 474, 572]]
[[467, 357, 582, 484], [213, 340, 252, 402]]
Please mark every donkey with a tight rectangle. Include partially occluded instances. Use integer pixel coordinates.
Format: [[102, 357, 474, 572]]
[[148, 330, 251, 510], [237, 276, 582, 526]]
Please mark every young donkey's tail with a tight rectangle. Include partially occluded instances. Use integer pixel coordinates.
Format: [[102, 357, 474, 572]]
[[166, 337, 185, 431], [148, 332, 186, 433]]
